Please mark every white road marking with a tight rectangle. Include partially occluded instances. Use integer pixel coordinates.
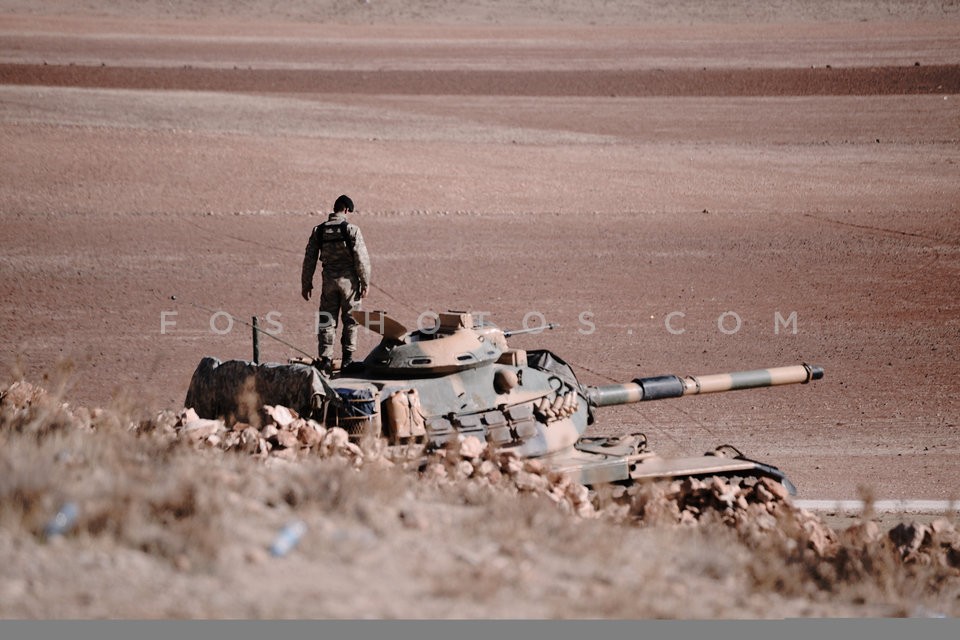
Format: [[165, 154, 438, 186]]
[[794, 499, 958, 514]]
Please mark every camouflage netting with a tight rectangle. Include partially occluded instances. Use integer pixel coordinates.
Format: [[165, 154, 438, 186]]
[[184, 357, 328, 426]]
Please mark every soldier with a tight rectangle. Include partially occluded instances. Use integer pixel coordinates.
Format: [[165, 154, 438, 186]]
[[301, 194, 371, 373]]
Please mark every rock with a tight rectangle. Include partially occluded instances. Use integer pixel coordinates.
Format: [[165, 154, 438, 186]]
[[546, 488, 565, 504], [222, 431, 241, 448], [930, 518, 957, 538], [802, 516, 836, 557], [239, 427, 260, 452], [321, 427, 350, 454], [458, 435, 486, 460], [947, 545, 960, 569], [504, 455, 524, 476], [753, 482, 774, 504], [256, 437, 272, 456], [758, 477, 790, 501], [476, 459, 498, 478], [523, 459, 545, 474], [643, 495, 682, 524], [297, 422, 325, 447], [425, 462, 448, 479], [177, 407, 200, 426], [272, 447, 299, 461], [514, 470, 548, 492], [753, 512, 778, 532], [456, 460, 475, 478], [889, 521, 930, 556], [575, 500, 597, 518], [566, 483, 590, 506], [548, 472, 571, 491], [181, 418, 222, 441], [709, 476, 728, 493], [1, 381, 38, 406], [711, 477, 739, 507], [840, 520, 882, 548], [275, 429, 300, 449], [264, 405, 297, 427], [260, 423, 279, 439], [341, 441, 365, 464]]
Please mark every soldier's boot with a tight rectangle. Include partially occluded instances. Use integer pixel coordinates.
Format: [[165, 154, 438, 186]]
[[313, 356, 333, 377], [341, 351, 355, 371]]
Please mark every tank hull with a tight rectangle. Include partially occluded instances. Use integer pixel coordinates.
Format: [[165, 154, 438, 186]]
[[184, 310, 820, 494]]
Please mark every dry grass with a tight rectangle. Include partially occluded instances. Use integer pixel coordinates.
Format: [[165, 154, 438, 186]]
[[1, 376, 958, 618]]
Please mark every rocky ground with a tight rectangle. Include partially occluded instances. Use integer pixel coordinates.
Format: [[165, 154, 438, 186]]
[[1, 0, 959, 619], [2, 379, 959, 618]]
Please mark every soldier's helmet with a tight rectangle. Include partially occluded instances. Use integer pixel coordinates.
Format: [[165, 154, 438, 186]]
[[334, 195, 354, 213]]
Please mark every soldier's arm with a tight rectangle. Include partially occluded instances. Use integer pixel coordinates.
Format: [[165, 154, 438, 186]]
[[350, 226, 372, 294], [301, 227, 320, 299]]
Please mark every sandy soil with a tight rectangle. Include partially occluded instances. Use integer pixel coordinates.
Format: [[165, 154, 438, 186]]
[[1, 0, 959, 619]]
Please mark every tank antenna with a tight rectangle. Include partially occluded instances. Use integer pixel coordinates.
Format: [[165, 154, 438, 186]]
[[252, 316, 261, 364], [166, 293, 316, 361]]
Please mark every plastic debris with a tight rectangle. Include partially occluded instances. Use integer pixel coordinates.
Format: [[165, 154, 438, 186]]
[[270, 520, 307, 557], [44, 502, 79, 539]]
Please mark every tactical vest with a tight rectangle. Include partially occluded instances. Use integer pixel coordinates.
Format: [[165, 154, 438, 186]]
[[317, 220, 357, 262]]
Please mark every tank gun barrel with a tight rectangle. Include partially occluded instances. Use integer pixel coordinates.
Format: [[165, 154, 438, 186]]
[[586, 364, 823, 408]]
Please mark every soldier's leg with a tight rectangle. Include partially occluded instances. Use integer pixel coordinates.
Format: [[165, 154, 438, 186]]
[[338, 277, 361, 365], [317, 277, 342, 361]]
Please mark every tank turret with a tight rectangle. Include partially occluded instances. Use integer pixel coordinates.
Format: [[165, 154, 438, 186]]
[[360, 311, 505, 375]]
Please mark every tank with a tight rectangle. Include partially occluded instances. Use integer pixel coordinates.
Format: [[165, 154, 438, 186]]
[[185, 309, 823, 494]]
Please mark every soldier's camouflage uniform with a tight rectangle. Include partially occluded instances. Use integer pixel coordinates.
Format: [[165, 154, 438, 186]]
[[301, 212, 371, 363]]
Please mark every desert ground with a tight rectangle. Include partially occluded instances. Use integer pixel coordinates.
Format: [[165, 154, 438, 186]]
[[1, 0, 959, 619]]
